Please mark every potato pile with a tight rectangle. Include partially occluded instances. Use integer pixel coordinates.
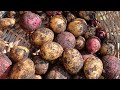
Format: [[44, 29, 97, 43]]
[[0, 11, 119, 79]]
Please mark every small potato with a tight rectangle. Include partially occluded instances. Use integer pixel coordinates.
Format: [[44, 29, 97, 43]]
[[75, 36, 85, 51], [33, 56, 49, 75], [0, 18, 15, 28], [33, 75, 42, 79], [31, 27, 54, 47], [46, 66, 70, 79], [50, 15, 67, 33], [40, 42, 63, 61], [67, 18, 87, 37], [10, 58, 35, 79], [84, 56, 103, 79], [10, 46, 30, 62], [63, 48, 83, 74]]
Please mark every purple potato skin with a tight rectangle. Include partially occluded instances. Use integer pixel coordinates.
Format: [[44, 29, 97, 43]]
[[56, 31, 76, 49], [102, 55, 120, 79]]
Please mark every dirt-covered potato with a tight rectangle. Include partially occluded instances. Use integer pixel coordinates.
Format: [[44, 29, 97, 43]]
[[75, 36, 85, 51], [79, 11, 95, 21], [102, 55, 120, 79], [63, 48, 83, 74], [99, 42, 116, 56], [67, 18, 87, 37], [0, 54, 12, 79], [31, 27, 54, 47], [46, 66, 70, 79], [81, 51, 95, 63], [84, 56, 103, 79], [84, 26, 96, 39], [50, 15, 67, 33], [33, 56, 49, 75], [33, 75, 42, 79], [10, 58, 35, 79], [56, 31, 76, 49], [0, 18, 15, 28], [40, 42, 63, 61], [10, 46, 30, 62]]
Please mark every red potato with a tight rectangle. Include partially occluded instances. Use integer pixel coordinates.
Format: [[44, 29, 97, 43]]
[[20, 11, 42, 32], [0, 54, 12, 79], [86, 36, 101, 54]]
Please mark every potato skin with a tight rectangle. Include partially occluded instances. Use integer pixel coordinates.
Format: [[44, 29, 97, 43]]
[[31, 27, 54, 47], [33, 56, 49, 75], [86, 36, 101, 54], [10, 58, 35, 79], [50, 15, 67, 33], [75, 36, 85, 51], [0, 54, 12, 79], [20, 11, 42, 32], [56, 31, 76, 49], [99, 43, 116, 56], [40, 42, 63, 61], [67, 18, 87, 37], [0, 18, 15, 28], [46, 66, 70, 79], [10, 46, 30, 62], [84, 56, 103, 79], [0, 38, 6, 52], [102, 55, 120, 79], [33, 75, 42, 79], [63, 48, 83, 74]]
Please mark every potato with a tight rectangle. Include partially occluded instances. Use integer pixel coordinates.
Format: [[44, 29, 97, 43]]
[[86, 36, 101, 54], [102, 55, 120, 79], [75, 36, 85, 51], [56, 31, 76, 49], [67, 18, 87, 37], [33, 56, 49, 75], [99, 42, 116, 56], [0, 18, 15, 28], [63, 48, 83, 74], [33, 75, 42, 79], [20, 11, 42, 32], [81, 51, 95, 63], [10, 58, 35, 79], [10, 46, 30, 62], [46, 66, 70, 79], [0, 54, 12, 79], [31, 27, 54, 47], [84, 56, 103, 79], [40, 42, 63, 61], [50, 15, 67, 33]]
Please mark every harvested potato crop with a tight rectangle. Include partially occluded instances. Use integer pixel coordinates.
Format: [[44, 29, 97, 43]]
[[10, 58, 35, 79], [63, 48, 83, 74], [0, 54, 12, 79], [0, 18, 15, 28], [84, 56, 103, 79], [56, 31, 76, 49], [102, 55, 120, 79], [40, 42, 63, 61], [75, 36, 85, 51], [10, 46, 30, 62], [31, 27, 54, 47], [46, 66, 70, 79], [50, 15, 67, 33], [33, 75, 42, 79], [33, 55, 49, 75], [67, 18, 87, 37]]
